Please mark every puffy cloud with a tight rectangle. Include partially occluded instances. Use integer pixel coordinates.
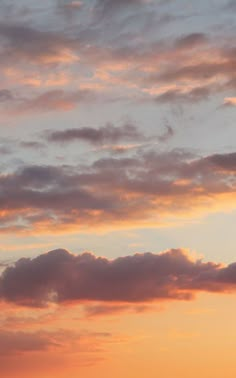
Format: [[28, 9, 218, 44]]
[[1, 248, 236, 307], [0, 149, 235, 232]]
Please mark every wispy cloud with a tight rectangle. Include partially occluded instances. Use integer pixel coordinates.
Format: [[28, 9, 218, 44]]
[[46, 123, 147, 145]]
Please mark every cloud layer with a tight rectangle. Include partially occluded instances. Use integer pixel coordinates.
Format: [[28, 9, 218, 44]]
[[0, 1, 235, 115]]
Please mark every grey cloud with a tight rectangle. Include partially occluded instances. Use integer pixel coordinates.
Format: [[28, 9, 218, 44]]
[[224, 0, 236, 11], [158, 123, 174, 142], [155, 87, 210, 103], [0, 248, 236, 307], [46, 123, 145, 145], [94, 0, 147, 16], [206, 152, 236, 171], [0, 89, 13, 102], [20, 141, 45, 150], [174, 33, 208, 49], [0, 22, 75, 64], [0, 149, 235, 232]]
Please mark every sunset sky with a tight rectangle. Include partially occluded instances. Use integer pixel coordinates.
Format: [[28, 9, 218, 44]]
[[0, 0, 236, 376]]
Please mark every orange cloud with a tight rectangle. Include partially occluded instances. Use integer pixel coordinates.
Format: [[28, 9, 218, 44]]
[[223, 97, 236, 106]]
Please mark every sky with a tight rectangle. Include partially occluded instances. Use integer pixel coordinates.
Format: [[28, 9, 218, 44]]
[[0, 0, 236, 376]]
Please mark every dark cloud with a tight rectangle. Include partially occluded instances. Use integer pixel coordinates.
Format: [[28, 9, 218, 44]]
[[0, 22, 76, 65], [205, 152, 236, 172], [46, 123, 145, 145], [0, 149, 235, 232], [1, 248, 236, 307]]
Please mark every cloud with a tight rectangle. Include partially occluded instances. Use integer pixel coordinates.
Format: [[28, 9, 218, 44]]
[[0, 330, 58, 355], [157, 123, 174, 142], [20, 141, 45, 150], [11, 89, 93, 114], [0, 149, 236, 233], [94, 0, 148, 16], [58, 0, 83, 10], [0, 22, 77, 65], [0, 89, 13, 102], [1, 248, 236, 307], [0, 6, 234, 110], [174, 33, 208, 49], [84, 303, 152, 317], [205, 152, 236, 171], [224, 0, 236, 11], [223, 97, 236, 107], [155, 87, 211, 103], [46, 123, 145, 145], [0, 145, 12, 155]]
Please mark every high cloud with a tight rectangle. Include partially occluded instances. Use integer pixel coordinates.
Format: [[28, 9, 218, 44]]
[[0, 10, 235, 110], [1, 248, 236, 307]]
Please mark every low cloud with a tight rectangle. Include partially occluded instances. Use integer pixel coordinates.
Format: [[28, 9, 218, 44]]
[[1, 248, 236, 307], [0, 150, 235, 233]]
